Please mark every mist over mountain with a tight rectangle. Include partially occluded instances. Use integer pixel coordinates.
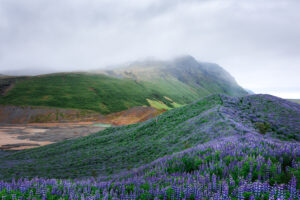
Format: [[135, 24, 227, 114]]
[[0, 68, 57, 76], [0, 56, 248, 119], [98, 56, 248, 97], [0, 1, 299, 199]]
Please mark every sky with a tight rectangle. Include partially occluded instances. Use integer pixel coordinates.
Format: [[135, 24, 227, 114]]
[[0, 0, 299, 98]]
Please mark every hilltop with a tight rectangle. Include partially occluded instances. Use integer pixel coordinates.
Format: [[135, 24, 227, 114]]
[[99, 56, 247, 97], [289, 99, 300, 104], [0, 56, 248, 124], [0, 94, 299, 180]]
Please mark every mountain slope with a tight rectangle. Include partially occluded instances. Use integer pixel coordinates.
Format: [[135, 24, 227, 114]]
[[289, 99, 300, 104], [0, 94, 299, 180], [0, 135, 299, 199], [0, 56, 248, 116], [100, 56, 247, 98], [0, 73, 170, 114]]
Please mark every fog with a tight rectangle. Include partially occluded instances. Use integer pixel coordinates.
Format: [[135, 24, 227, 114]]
[[0, 0, 300, 98]]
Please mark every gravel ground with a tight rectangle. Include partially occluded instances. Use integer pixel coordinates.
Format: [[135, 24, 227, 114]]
[[0, 123, 107, 150]]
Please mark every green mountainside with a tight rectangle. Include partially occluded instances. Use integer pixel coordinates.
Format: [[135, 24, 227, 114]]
[[0, 56, 248, 114], [289, 99, 300, 104], [0, 94, 299, 180], [100, 56, 247, 97]]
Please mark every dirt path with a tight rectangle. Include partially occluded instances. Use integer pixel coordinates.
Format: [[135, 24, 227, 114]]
[[0, 123, 108, 150]]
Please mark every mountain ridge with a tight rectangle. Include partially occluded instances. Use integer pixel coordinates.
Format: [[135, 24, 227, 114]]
[[0, 94, 299, 180], [98, 56, 247, 97], [0, 56, 248, 120]]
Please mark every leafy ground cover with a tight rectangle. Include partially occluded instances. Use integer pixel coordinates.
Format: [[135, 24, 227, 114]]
[[0, 135, 299, 199], [0, 73, 183, 114], [0, 72, 212, 115], [288, 99, 300, 104], [0, 94, 299, 181], [0, 56, 248, 115], [0, 94, 299, 199]]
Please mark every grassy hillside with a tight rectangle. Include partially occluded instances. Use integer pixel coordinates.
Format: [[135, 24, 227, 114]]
[[0, 76, 27, 96], [0, 94, 299, 181], [289, 99, 300, 104], [0, 56, 248, 115], [0, 73, 190, 114], [101, 56, 248, 97], [1, 136, 299, 199]]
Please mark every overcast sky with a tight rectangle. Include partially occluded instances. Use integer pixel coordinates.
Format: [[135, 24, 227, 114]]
[[0, 0, 299, 98]]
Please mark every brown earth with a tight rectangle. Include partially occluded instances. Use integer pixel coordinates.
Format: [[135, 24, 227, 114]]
[[103, 106, 162, 125], [0, 105, 161, 125], [0, 106, 163, 150], [0, 123, 106, 150], [0, 105, 105, 124]]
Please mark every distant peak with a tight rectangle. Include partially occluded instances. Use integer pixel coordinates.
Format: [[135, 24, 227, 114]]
[[172, 55, 200, 68], [174, 55, 197, 62]]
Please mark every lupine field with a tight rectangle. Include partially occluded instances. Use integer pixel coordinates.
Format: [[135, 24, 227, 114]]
[[0, 94, 299, 199], [0, 135, 299, 199]]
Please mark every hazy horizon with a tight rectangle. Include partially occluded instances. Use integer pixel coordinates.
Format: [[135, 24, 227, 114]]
[[1, 0, 300, 98]]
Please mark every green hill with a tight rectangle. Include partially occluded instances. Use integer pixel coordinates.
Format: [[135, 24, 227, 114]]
[[100, 56, 247, 97], [0, 94, 299, 180], [0, 56, 248, 114], [0, 73, 173, 114], [289, 99, 300, 104]]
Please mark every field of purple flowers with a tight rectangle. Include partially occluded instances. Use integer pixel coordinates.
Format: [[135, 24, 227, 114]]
[[0, 135, 299, 199], [0, 94, 299, 199]]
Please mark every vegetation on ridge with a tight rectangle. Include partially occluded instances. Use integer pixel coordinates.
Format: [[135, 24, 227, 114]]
[[0, 94, 299, 181], [0, 73, 188, 114], [0, 135, 299, 199], [0, 56, 248, 115]]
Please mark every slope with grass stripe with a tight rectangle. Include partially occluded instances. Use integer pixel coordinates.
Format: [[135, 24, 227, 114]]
[[0, 56, 248, 116], [0, 73, 180, 114], [0, 94, 299, 180]]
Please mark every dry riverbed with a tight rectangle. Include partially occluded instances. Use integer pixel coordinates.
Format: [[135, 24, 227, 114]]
[[0, 122, 108, 150]]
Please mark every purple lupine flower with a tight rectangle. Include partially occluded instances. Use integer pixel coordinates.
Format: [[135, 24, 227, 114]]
[[222, 181, 229, 197], [249, 195, 255, 200], [277, 184, 285, 200], [212, 174, 217, 192], [289, 176, 297, 199], [229, 175, 235, 187], [237, 185, 245, 200]]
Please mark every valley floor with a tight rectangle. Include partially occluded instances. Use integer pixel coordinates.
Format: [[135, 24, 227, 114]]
[[0, 122, 107, 150]]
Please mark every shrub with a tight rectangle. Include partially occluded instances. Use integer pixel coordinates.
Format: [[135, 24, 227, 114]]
[[255, 122, 271, 134]]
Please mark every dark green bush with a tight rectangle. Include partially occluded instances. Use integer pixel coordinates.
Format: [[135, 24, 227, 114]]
[[255, 122, 271, 134]]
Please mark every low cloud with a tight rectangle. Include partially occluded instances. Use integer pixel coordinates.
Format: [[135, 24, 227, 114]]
[[0, 0, 299, 98]]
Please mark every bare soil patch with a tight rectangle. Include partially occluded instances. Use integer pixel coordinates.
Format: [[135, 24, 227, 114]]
[[0, 123, 106, 150], [104, 106, 162, 125], [0, 106, 163, 150]]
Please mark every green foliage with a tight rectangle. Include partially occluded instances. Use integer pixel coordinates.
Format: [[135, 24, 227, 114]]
[[0, 60, 248, 114], [288, 99, 300, 104], [165, 187, 174, 199], [0, 95, 222, 180], [255, 122, 271, 134], [243, 192, 252, 199], [167, 156, 202, 173], [0, 73, 190, 114]]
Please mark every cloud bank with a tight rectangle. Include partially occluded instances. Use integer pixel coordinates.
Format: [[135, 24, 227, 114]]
[[0, 0, 300, 98]]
